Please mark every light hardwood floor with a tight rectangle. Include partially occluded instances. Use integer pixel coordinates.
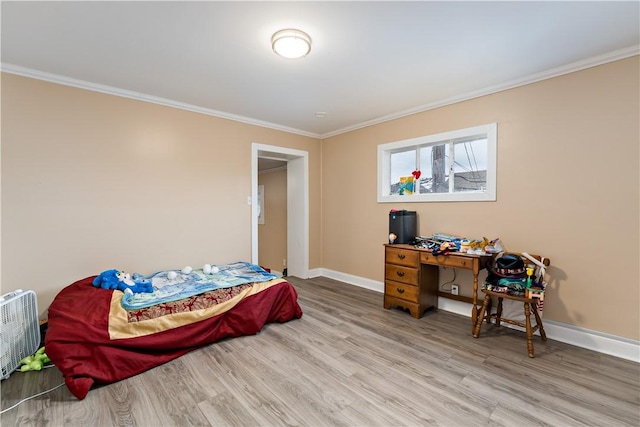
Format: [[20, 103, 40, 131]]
[[2, 276, 639, 426]]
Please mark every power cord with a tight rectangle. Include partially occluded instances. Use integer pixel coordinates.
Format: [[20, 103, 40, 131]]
[[1, 366, 64, 415], [440, 267, 457, 292]]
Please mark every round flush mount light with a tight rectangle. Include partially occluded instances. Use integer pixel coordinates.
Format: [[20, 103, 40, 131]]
[[271, 29, 311, 59]]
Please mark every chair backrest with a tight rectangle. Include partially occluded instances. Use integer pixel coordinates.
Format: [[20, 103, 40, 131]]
[[508, 252, 550, 267], [505, 252, 550, 284]]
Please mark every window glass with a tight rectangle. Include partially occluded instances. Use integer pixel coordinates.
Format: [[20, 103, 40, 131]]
[[453, 138, 487, 193]]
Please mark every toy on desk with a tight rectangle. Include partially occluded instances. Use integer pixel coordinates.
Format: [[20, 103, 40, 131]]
[[483, 238, 504, 254], [463, 237, 497, 255], [432, 241, 457, 255]]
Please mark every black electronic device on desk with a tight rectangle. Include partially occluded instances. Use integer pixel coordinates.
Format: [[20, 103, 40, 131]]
[[388, 210, 417, 244]]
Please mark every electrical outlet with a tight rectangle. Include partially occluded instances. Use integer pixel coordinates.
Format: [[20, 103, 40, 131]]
[[283, 259, 287, 267], [451, 285, 459, 295]]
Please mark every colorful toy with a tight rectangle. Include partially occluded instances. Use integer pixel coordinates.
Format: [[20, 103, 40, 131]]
[[526, 287, 545, 312], [92, 269, 154, 294], [19, 347, 50, 372], [526, 267, 534, 288], [432, 241, 456, 255]]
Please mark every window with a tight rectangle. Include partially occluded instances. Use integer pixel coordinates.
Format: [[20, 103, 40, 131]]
[[378, 123, 497, 202]]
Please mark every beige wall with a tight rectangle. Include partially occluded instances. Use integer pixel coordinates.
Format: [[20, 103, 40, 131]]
[[258, 168, 287, 273], [1, 74, 321, 313], [322, 57, 639, 341], [2, 57, 638, 342]]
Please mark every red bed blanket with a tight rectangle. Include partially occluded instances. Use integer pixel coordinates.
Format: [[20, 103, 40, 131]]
[[45, 275, 303, 399]]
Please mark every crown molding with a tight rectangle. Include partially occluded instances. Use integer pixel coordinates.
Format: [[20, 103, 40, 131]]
[[319, 45, 640, 139], [3, 44, 637, 140], [0, 63, 320, 139]]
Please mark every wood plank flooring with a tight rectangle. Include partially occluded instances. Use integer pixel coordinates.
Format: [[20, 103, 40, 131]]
[[2, 276, 639, 426]]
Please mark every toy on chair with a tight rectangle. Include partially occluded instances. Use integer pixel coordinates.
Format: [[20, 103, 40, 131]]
[[526, 267, 534, 288], [92, 269, 154, 294]]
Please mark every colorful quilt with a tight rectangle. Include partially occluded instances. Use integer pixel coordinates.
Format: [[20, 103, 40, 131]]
[[122, 262, 277, 310]]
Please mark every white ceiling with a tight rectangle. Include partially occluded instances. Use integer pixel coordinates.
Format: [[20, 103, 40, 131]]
[[2, 1, 638, 138]]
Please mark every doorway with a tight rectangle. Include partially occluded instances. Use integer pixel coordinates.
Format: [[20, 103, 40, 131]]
[[251, 143, 309, 279]]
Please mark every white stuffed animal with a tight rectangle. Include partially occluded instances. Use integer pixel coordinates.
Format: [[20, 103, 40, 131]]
[[203, 264, 219, 274]]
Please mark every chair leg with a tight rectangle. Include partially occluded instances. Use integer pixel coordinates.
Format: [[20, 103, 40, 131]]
[[473, 295, 491, 338], [495, 297, 503, 327], [531, 303, 547, 341], [485, 297, 493, 325], [524, 302, 534, 358]]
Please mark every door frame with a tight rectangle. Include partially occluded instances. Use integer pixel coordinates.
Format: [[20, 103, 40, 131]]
[[251, 143, 309, 278]]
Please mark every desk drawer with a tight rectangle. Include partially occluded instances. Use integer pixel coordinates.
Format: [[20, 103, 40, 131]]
[[385, 247, 419, 267], [385, 264, 418, 285], [385, 280, 418, 302], [421, 252, 473, 269]]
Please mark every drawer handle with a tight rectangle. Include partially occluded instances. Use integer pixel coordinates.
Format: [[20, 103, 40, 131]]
[[396, 271, 405, 277], [397, 254, 406, 260], [396, 288, 405, 294]]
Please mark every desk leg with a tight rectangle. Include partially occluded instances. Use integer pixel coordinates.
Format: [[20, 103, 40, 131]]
[[471, 272, 480, 331]]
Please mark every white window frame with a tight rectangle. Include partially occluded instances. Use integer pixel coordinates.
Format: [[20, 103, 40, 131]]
[[377, 123, 497, 203]]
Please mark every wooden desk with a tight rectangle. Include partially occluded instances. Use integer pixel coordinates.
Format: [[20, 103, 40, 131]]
[[384, 244, 493, 327]]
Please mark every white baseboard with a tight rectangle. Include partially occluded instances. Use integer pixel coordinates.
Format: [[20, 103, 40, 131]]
[[319, 269, 384, 292], [542, 320, 640, 362], [308, 267, 323, 279], [319, 268, 640, 363]]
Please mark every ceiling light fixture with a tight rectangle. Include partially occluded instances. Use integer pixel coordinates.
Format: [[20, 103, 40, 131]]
[[271, 29, 311, 59]]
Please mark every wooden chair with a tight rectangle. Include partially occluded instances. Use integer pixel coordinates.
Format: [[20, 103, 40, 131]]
[[472, 253, 550, 358]]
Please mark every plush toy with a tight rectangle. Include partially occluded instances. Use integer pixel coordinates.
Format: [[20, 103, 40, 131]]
[[19, 347, 50, 372], [202, 264, 219, 275], [92, 269, 154, 294]]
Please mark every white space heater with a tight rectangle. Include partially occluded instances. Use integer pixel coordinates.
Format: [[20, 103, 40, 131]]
[[1, 290, 40, 380]]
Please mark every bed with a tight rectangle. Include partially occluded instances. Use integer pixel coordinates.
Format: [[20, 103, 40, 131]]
[[44, 263, 303, 400]]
